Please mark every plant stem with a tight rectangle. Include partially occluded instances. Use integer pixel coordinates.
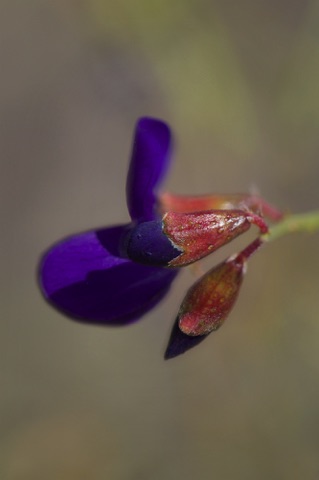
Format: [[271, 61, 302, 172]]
[[261, 210, 319, 243]]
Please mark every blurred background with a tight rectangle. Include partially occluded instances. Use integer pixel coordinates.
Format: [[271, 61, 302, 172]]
[[1, 1, 319, 478]]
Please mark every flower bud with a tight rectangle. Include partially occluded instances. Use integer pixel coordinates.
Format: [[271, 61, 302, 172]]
[[178, 254, 246, 336]]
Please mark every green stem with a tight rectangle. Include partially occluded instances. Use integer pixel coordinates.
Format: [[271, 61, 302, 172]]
[[262, 210, 319, 243]]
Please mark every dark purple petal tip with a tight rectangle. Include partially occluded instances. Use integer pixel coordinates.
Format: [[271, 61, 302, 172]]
[[39, 225, 179, 325], [126, 117, 172, 222], [123, 220, 182, 267], [164, 316, 208, 360]]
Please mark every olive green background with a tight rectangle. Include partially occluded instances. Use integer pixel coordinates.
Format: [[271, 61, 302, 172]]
[[1, 1, 319, 479]]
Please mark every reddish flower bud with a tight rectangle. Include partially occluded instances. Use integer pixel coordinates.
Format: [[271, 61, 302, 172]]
[[178, 254, 246, 336], [163, 210, 251, 267]]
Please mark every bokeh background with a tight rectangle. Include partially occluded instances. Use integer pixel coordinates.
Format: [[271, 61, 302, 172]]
[[1, 1, 319, 479]]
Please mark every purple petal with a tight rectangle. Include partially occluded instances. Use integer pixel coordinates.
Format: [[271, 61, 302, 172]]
[[39, 225, 178, 325], [126, 117, 172, 222]]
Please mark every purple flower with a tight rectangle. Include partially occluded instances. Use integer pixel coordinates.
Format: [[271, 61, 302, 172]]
[[39, 118, 179, 325], [39, 117, 281, 359]]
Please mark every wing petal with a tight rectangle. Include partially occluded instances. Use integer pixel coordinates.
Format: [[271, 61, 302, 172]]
[[39, 225, 178, 325]]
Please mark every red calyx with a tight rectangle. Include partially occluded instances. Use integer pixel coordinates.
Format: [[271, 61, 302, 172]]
[[163, 210, 251, 267], [178, 255, 245, 336]]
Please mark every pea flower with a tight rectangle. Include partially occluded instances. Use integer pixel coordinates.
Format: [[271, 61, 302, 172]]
[[39, 118, 179, 325], [39, 117, 282, 357]]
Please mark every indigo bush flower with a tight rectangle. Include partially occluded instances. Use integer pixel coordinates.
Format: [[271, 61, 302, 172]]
[[40, 116, 296, 358]]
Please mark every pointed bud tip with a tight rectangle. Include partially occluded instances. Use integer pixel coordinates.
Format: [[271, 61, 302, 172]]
[[164, 317, 208, 359]]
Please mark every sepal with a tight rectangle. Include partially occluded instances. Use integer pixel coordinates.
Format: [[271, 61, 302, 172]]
[[160, 192, 283, 221], [163, 210, 251, 267]]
